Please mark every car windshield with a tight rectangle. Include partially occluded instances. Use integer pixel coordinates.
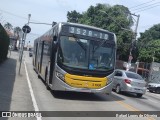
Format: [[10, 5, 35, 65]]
[[57, 36, 115, 71], [125, 72, 143, 80]]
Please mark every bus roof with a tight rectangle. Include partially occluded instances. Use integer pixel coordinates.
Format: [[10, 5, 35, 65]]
[[34, 22, 116, 42], [56, 22, 115, 35]]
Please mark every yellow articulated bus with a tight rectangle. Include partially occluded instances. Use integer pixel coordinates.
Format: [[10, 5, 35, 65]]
[[33, 22, 117, 94]]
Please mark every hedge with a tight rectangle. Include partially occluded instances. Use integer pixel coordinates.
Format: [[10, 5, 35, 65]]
[[0, 23, 10, 63]]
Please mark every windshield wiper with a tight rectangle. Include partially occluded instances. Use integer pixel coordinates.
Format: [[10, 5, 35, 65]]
[[76, 39, 87, 51], [93, 39, 107, 52], [72, 34, 86, 51]]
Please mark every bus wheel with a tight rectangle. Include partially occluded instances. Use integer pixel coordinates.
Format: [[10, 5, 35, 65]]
[[45, 67, 50, 90]]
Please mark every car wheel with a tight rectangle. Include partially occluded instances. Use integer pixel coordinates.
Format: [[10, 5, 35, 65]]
[[155, 88, 160, 94], [137, 93, 143, 97], [115, 85, 121, 94], [149, 90, 153, 93]]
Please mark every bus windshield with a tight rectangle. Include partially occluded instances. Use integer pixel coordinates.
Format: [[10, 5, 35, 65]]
[[58, 36, 115, 71]]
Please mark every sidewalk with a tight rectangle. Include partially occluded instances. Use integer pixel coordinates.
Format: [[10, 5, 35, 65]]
[[0, 51, 34, 112]]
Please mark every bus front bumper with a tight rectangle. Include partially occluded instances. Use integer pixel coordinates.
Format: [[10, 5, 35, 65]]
[[52, 76, 114, 94]]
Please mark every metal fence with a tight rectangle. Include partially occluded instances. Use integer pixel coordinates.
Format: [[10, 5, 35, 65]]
[[148, 62, 160, 83]]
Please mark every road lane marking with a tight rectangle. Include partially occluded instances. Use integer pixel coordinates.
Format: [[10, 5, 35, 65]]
[[111, 96, 155, 120], [24, 61, 42, 120], [116, 100, 140, 111]]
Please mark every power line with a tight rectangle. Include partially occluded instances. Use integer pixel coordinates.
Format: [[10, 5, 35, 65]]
[[99, 10, 124, 29], [0, 8, 40, 23], [135, 4, 160, 13], [0, 8, 27, 20], [130, 0, 156, 9], [132, 2, 160, 12]]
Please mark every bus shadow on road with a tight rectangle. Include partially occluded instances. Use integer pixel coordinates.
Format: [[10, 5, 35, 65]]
[[50, 91, 125, 102], [0, 58, 17, 120]]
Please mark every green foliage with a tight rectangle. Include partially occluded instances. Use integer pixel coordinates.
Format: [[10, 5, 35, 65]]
[[4, 22, 13, 31], [67, 3, 134, 61], [138, 24, 160, 63], [139, 24, 160, 43], [138, 40, 160, 63], [67, 10, 82, 23], [0, 24, 10, 63], [14, 26, 22, 36]]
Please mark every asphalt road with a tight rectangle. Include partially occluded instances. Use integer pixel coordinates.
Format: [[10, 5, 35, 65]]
[[12, 51, 160, 120]]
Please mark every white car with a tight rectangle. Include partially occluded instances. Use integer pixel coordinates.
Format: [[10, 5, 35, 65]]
[[113, 69, 147, 97], [147, 82, 160, 94]]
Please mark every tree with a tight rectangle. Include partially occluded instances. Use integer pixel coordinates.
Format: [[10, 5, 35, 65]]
[[67, 4, 134, 61], [4, 22, 13, 31], [14, 26, 22, 37], [138, 24, 160, 63], [0, 24, 10, 63], [67, 10, 82, 23], [139, 24, 160, 44], [138, 40, 160, 62], [14, 26, 22, 50]]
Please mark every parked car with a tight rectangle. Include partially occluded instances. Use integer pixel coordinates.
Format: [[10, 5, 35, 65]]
[[113, 69, 147, 97], [147, 82, 160, 94], [29, 48, 33, 57]]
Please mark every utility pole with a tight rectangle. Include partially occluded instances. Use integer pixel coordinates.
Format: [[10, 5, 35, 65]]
[[134, 14, 140, 41], [128, 14, 140, 61], [126, 14, 140, 71], [18, 16, 56, 74], [18, 14, 31, 74]]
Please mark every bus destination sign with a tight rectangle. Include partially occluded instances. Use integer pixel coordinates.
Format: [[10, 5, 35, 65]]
[[69, 26, 110, 40]]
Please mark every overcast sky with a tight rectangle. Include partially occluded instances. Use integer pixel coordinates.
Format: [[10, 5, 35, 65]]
[[0, 0, 160, 44]]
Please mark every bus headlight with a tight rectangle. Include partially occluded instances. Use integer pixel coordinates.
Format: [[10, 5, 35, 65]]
[[56, 71, 65, 81]]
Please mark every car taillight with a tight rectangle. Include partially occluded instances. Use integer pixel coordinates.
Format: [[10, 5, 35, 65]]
[[124, 79, 131, 84]]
